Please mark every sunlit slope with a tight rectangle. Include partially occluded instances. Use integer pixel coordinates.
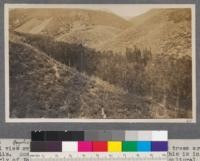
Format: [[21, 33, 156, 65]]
[[10, 8, 130, 35], [98, 9, 192, 56]]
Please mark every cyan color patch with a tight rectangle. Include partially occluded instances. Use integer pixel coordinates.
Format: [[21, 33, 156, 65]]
[[137, 141, 151, 151]]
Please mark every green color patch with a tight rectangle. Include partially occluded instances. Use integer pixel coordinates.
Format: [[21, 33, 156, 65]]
[[122, 141, 137, 152]]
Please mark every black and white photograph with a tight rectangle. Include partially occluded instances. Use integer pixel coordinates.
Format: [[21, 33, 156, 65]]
[[5, 4, 196, 122]]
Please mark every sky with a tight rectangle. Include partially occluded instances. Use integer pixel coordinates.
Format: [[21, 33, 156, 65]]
[[7, 4, 193, 20], [68, 5, 152, 19], [100, 6, 151, 19]]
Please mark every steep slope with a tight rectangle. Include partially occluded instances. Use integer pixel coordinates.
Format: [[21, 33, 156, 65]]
[[56, 25, 122, 48], [9, 38, 152, 119], [10, 8, 130, 36], [97, 9, 192, 56]]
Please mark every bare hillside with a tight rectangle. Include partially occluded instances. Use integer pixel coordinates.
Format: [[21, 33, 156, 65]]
[[97, 9, 192, 57], [10, 8, 130, 36], [56, 25, 122, 48]]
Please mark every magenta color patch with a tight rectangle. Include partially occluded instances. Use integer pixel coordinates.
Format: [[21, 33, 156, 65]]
[[78, 141, 92, 152]]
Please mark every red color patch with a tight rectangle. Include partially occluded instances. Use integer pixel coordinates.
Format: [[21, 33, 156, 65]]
[[92, 141, 108, 152]]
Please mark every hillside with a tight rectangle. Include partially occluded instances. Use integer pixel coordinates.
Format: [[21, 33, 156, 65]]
[[56, 25, 122, 48], [8, 8, 192, 119], [97, 9, 192, 56], [10, 8, 130, 36], [9, 37, 153, 119]]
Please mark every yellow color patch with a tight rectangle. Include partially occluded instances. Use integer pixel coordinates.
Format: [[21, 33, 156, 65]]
[[108, 141, 122, 152]]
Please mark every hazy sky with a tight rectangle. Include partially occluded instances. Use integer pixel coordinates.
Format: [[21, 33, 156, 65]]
[[69, 5, 152, 19], [7, 4, 193, 19], [100, 6, 151, 19]]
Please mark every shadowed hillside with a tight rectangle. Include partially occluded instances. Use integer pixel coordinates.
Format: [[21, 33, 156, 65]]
[[10, 39, 154, 119]]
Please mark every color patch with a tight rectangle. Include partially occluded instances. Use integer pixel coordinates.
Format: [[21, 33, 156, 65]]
[[122, 141, 137, 152], [125, 131, 138, 141], [137, 141, 151, 152], [151, 141, 168, 151], [108, 141, 122, 152], [92, 141, 108, 152], [31, 131, 45, 141], [111, 131, 125, 141], [98, 131, 112, 141], [84, 131, 99, 141], [78, 141, 92, 152], [138, 131, 152, 141], [60, 131, 84, 141], [31, 141, 47, 152], [152, 131, 168, 141], [62, 141, 78, 152], [46, 141, 62, 152], [45, 131, 62, 141], [31, 141, 62, 152]]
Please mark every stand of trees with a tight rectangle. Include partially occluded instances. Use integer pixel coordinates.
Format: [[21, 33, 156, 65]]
[[17, 32, 192, 112]]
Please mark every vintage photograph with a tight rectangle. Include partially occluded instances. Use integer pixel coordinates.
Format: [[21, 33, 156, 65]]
[[5, 4, 196, 122]]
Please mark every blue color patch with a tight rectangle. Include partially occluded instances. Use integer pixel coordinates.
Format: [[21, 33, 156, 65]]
[[137, 141, 151, 151]]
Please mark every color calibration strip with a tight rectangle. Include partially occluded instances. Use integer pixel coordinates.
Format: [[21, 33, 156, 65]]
[[30, 131, 168, 152], [31, 130, 168, 141], [30, 140, 168, 152]]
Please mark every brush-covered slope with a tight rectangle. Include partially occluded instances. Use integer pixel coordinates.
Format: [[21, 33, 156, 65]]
[[56, 25, 122, 48], [9, 38, 151, 119], [98, 9, 192, 56], [10, 8, 130, 36]]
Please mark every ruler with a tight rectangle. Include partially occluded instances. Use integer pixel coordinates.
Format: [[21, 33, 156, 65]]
[[29, 152, 167, 161]]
